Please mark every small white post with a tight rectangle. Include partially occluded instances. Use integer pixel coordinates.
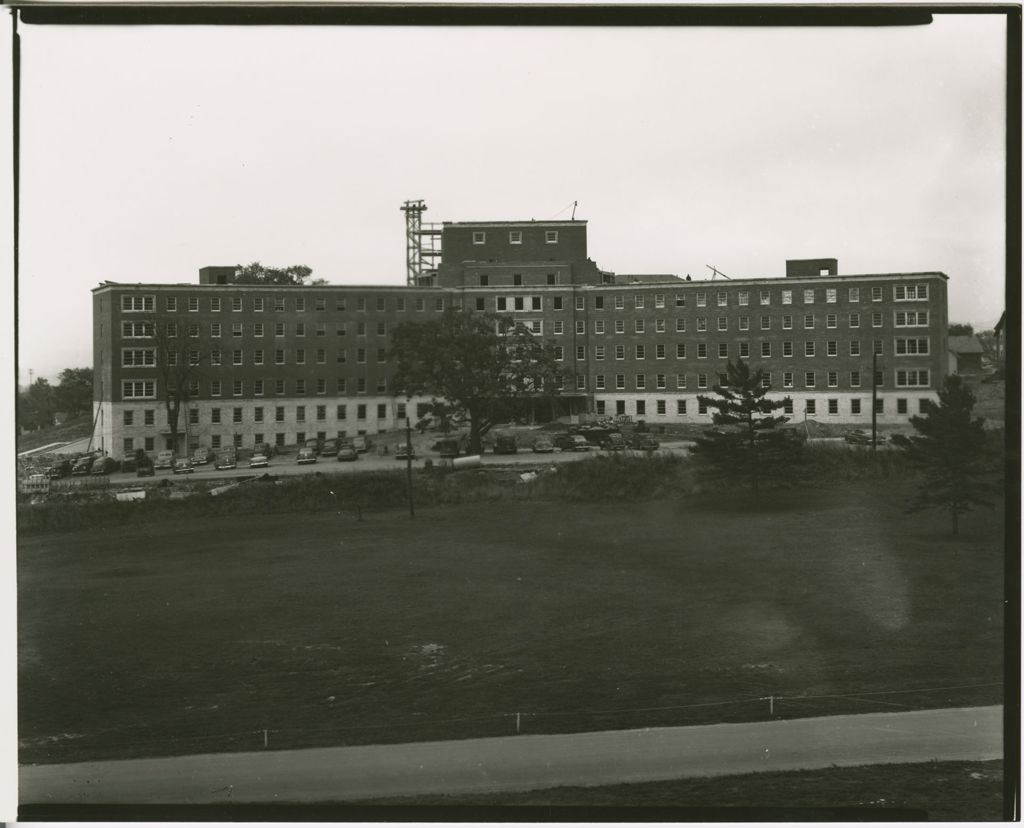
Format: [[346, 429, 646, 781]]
[[263, 728, 268, 748], [516, 712, 521, 734], [769, 696, 774, 716]]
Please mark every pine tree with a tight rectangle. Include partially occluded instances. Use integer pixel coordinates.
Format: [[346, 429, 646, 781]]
[[692, 359, 797, 496], [890, 375, 997, 536]]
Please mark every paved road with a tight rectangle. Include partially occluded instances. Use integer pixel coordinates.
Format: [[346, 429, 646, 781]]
[[20, 705, 1001, 805]]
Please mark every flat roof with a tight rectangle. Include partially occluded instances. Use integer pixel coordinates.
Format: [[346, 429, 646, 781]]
[[443, 220, 586, 228]]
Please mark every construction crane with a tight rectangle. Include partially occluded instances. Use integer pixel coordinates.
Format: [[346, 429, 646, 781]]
[[706, 264, 731, 280], [400, 200, 443, 285]]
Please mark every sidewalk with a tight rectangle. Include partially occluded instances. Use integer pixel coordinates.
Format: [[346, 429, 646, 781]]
[[20, 705, 1002, 805]]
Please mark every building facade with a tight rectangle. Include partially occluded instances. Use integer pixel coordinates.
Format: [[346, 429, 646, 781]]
[[92, 218, 949, 456]]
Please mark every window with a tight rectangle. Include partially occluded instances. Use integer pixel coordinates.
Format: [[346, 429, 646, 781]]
[[594, 295, 605, 310], [415, 298, 425, 312], [296, 406, 306, 423], [595, 374, 606, 390], [851, 371, 861, 388], [894, 284, 929, 301], [615, 319, 625, 334], [826, 313, 837, 329], [849, 340, 861, 357], [782, 371, 793, 389], [296, 322, 306, 337], [656, 343, 666, 360], [635, 374, 646, 390], [232, 407, 243, 424], [782, 341, 793, 357], [211, 407, 222, 425], [874, 370, 884, 387], [254, 379, 264, 396], [614, 345, 625, 360], [575, 375, 586, 391], [654, 294, 665, 308], [803, 314, 815, 330], [275, 349, 285, 365], [356, 348, 366, 363], [210, 380, 222, 397], [553, 321, 564, 335], [677, 400, 687, 414], [636, 345, 646, 360], [615, 374, 625, 390], [782, 315, 792, 330], [594, 320, 606, 334], [739, 342, 750, 358], [230, 349, 242, 366], [435, 297, 444, 312], [376, 347, 387, 363], [718, 317, 728, 332], [275, 379, 285, 395], [316, 348, 326, 364], [274, 297, 285, 312], [696, 292, 707, 307], [697, 373, 708, 389], [760, 316, 770, 331], [121, 348, 156, 367], [697, 343, 707, 359], [717, 292, 728, 307], [871, 286, 883, 301], [875, 398, 884, 414], [122, 321, 153, 338], [872, 312, 883, 328], [698, 399, 708, 415], [849, 287, 861, 303], [675, 294, 686, 308], [873, 339, 883, 356], [718, 343, 728, 358], [514, 273, 524, 287], [187, 324, 199, 338], [697, 317, 707, 332], [676, 374, 687, 389], [576, 345, 586, 361], [187, 296, 199, 312], [826, 398, 838, 415], [782, 290, 792, 305], [734, 316, 747, 331], [336, 378, 346, 393], [545, 230, 558, 244], [804, 341, 816, 357], [805, 371, 816, 388], [895, 337, 929, 356], [635, 319, 645, 334], [275, 322, 285, 337], [827, 340, 838, 357], [897, 398, 908, 414], [738, 291, 749, 306], [634, 294, 644, 309], [895, 310, 929, 327], [336, 348, 347, 363], [615, 295, 625, 310], [803, 289, 814, 304], [896, 369, 930, 387], [576, 320, 586, 335], [761, 342, 771, 357], [676, 319, 686, 333], [827, 371, 838, 388], [472, 231, 486, 245], [761, 374, 772, 389], [253, 297, 264, 312], [851, 398, 862, 414], [806, 399, 817, 415]]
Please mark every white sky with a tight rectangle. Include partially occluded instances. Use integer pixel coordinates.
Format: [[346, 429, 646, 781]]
[[16, 14, 1008, 384]]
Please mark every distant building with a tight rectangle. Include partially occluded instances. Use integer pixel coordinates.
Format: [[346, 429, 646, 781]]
[[948, 335, 985, 382], [91, 215, 950, 457]]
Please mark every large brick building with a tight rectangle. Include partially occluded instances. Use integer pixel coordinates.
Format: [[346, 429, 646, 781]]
[[91, 217, 948, 457]]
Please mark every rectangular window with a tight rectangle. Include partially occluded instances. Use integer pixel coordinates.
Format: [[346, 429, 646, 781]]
[[803, 314, 815, 329], [576, 345, 586, 361], [873, 339, 883, 356], [717, 292, 728, 307], [676, 374, 687, 390], [761, 374, 772, 389], [615, 374, 625, 390], [296, 406, 306, 423], [677, 399, 687, 414], [827, 340, 838, 356], [696, 292, 707, 307], [676, 318, 686, 333], [435, 297, 444, 312], [554, 345, 565, 361], [553, 320, 564, 335], [849, 287, 860, 303], [635, 319, 645, 334], [782, 290, 792, 305], [718, 343, 728, 358], [849, 313, 860, 329], [697, 343, 707, 359], [121, 321, 154, 338], [803, 289, 814, 304], [656, 398, 666, 414], [508, 231, 522, 245], [232, 380, 243, 397], [697, 373, 708, 389], [676, 343, 686, 359], [316, 379, 326, 395], [698, 399, 708, 415], [826, 313, 837, 329], [211, 408, 222, 425], [697, 318, 707, 332], [232, 407, 243, 424], [594, 320, 605, 334], [783, 371, 793, 389], [275, 349, 285, 365], [472, 231, 486, 245], [635, 374, 646, 390], [636, 345, 646, 360], [806, 399, 817, 416], [232, 349, 243, 366], [276, 379, 285, 395], [634, 294, 645, 310], [210, 380, 222, 397], [826, 288, 837, 304], [676, 294, 686, 308], [165, 296, 177, 312], [851, 371, 861, 388], [737, 316, 749, 331], [895, 369, 931, 387], [187, 296, 199, 312], [782, 315, 792, 330], [614, 295, 625, 310], [872, 312, 883, 328], [738, 291, 749, 306], [718, 317, 728, 332], [656, 343, 666, 360], [805, 371, 816, 388], [805, 341, 816, 357], [739, 342, 750, 358], [759, 290, 771, 306], [871, 286, 883, 301], [577, 320, 586, 335], [595, 374, 606, 390], [336, 378, 346, 394], [782, 341, 793, 357], [760, 316, 770, 331], [894, 284, 929, 301], [575, 296, 585, 311], [850, 340, 861, 356], [897, 398, 908, 414], [761, 342, 771, 357], [545, 230, 558, 244], [254, 379, 264, 396], [851, 398, 862, 414], [614, 344, 625, 360], [615, 319, 625, 334], [894, 337, 930, 355], [828, 371, 838, 388], [654, 294, 665, 308], [121, 348, 156, 367]]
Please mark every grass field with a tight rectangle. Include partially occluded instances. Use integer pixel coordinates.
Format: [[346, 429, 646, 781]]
[[359, 760, 1006, 820], [18, 479, 1005, 765]]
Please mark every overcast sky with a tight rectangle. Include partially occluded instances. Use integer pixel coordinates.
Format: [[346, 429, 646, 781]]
[[16, 14, 1007, 384]]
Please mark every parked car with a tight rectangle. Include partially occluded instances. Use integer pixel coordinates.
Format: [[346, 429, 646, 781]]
[[336, 443, 359, 462], [296, 447, 318, 465], [600, 433, 627, 451], [554, 434, 591, 452], [249, 452, 270, 469], [532, 437, 554, 453], [192, 447, 216, 465], [154, 450, 175, 470], [215, 449, 238, 470], [136, 457, 155, 478], [303, 438, 323, 455], [435, 438, 461, 459], [629, 433, 660, 451], [90, 456, 119, 475], [172, 458, 194, 475], [845, 429, 886, 446], [71, 455, 96, 476], [351, 435, 369, 453], [253, 441, 275, 458], [321, 439, 340, 457], [493, 435, 518, 455], [395, 443, 416, 461], [45, 459, 72, 479]]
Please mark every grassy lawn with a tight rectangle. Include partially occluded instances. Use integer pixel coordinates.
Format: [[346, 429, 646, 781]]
[[18, 479, 1004, 765], [359, 760, 1006, 820]]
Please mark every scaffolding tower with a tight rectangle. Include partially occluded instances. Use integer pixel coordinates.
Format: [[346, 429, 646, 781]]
[[401, 199, 443, 285]]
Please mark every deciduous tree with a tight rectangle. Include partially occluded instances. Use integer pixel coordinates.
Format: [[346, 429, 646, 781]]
[[54, 367, 94, 418], [389, 309, 557, 454], [232, 262, 328, 286], [692, 359, 798, 496], [147, 319, 207, 455], [890, 375, 998, 536]]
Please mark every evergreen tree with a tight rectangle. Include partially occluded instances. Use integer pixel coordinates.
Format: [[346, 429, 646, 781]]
[[890, 375, 998, 536], [692, 359, 797, 496]]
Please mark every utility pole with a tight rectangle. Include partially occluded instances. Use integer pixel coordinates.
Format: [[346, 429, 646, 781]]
[[871, 350, 879, 454], [405, 405, 415, 519]]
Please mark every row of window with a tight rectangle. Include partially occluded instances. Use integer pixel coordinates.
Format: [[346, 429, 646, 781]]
[[548, 338, 930, 362], [126, 401, 402, 428], [123, 346, 392, 368], [124, 428, 368, 455], [548, 311, 926, 334], [471, 229, 560, 245], [118, 283, 934, 317], [592, 396, 926, 418], [122, 375, 390, 400], [549, 368, 930, 392]]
